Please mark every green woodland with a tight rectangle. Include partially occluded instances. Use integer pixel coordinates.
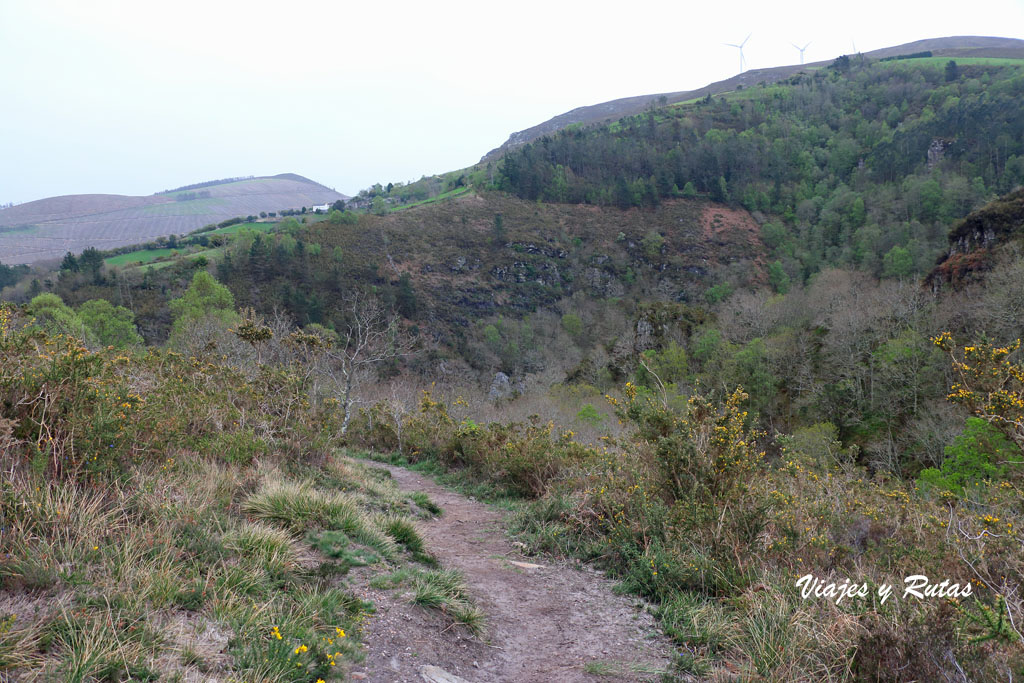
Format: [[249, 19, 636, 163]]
[[3, 53, 1024, 680], [497, 56, 1024, 280]]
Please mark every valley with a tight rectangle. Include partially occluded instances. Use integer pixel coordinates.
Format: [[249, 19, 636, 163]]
[[3, 36, 1024, 681]]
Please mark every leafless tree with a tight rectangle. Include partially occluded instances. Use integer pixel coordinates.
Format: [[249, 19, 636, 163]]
[[323, 296, 413, 435]]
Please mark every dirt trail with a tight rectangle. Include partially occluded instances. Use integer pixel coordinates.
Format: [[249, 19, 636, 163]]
[[348, 461, 672, 683]]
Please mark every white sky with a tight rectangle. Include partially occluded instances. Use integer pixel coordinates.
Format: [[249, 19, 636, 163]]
[[2, 0, 1023, 203]]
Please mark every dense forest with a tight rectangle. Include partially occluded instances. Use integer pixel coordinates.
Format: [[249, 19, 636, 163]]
[[497, 57, 1024, 281]]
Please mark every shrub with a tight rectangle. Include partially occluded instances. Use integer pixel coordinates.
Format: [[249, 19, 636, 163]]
[[560, 313, 583, 339], [204, 428, 269, 465], [575, 403, 603, 426], [919, 417, 1016, 496]]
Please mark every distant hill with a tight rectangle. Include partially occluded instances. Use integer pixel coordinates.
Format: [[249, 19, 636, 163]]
[[482, 36, 1024, 162], [0, 174, 346, 264], [490, 42, 1024, 286]]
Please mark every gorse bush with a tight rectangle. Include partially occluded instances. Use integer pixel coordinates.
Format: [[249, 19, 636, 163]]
[[0, 300, 479, 680], [0, 302, 347, 481], [347, 345, 1024, 679], [622, 384, 763, 502], [349, 389, 598, 498]]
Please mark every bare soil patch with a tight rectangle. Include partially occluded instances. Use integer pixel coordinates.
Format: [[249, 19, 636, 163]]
[[347, 460, 672, 682]]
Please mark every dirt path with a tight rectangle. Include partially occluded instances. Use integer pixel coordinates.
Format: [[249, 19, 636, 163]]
[[347, 460, 673, 683]]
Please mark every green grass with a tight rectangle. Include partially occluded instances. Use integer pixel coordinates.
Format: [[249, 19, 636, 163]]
[[878, 56, 1024, 68], [107, 222, 274, 269], [389, 186, 472, 213], [582, 660, 621, 676], [243, 477, 398, 558], [140, 248, 221, 270], [104, 248, 181, 266], [378, 514, 425, 554], [409, 491, 442, 516], [372, 567, 484, 636]]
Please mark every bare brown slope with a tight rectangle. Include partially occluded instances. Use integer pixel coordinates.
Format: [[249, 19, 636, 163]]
[[482, 36, 1024, 162], [0, 194, 167, 227]]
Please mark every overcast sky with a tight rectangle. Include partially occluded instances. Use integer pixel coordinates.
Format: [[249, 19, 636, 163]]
[[2, 0, 1022, 203]]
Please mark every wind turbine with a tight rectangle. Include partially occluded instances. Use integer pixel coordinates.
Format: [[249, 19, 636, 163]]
[[792, 41, 811, 65], [725, 33, 752, 73]]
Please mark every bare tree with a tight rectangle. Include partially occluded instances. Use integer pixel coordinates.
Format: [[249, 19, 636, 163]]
[[324, 296, 412, 435], [364, 380, 422, 454]]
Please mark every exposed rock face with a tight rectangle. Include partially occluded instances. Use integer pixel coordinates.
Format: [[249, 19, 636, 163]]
[[927, 187, 1024, 289], [634, 318, 655, 353], [488, 372, 522, 400], [927, 138, 951, 168], [584, 267, 625, 298]]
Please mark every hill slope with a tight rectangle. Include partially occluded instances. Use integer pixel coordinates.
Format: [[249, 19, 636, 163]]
[[927, 186, 1024, 287], [0, 174, 346, 265], [491, 48, 1024, 284], [483, 36, 1024, 161]]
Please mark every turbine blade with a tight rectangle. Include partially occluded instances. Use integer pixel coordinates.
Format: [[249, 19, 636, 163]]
[[741, 33, 751, 47]]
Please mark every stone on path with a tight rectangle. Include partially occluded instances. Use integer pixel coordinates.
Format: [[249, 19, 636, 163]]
[[419, 665, 473, 683]]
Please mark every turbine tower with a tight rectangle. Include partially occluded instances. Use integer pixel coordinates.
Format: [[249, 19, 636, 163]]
[[725, 34, 752, 73], [792, 41, 811, 65]]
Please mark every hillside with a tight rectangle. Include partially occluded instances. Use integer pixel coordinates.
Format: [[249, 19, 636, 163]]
[[0, 174, 346, 265], [493, 49, 1024, 286], [8, 33, 1024, 682], [927, 186, 1024, 287], [483, 36, 1024, 161], [43, 191, 766, 358]]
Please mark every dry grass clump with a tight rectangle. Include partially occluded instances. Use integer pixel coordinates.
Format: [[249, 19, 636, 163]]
[[243, 475, 399, 558], [223, 521, 306, 575], [0, 309, 465, 680]]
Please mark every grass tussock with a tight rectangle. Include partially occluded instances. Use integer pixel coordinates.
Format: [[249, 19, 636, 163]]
[[408, 490, 442, 516], [371, 567, 484, 637], [243, 476, 399, 559], [0, 307, 458, 680]]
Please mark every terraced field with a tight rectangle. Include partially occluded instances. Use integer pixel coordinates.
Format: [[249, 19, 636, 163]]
[[0, 174, 345, 264]]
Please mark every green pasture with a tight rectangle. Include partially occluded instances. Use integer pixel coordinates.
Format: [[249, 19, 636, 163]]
[[104, 248, 180, 266]]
